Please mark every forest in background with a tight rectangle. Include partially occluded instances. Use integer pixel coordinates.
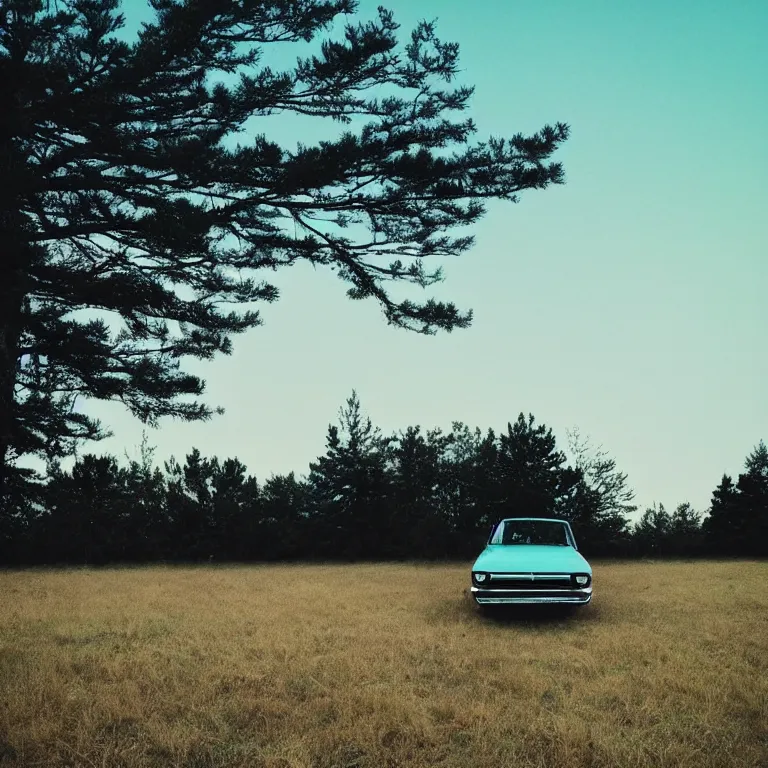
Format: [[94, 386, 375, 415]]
[[2, 392, 765, 565]]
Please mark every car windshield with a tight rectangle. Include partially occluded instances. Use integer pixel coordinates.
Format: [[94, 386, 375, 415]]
[[491, 520, 569, 546]]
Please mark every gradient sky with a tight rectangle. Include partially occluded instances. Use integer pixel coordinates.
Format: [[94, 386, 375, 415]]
[[82, 0, 766, 519]]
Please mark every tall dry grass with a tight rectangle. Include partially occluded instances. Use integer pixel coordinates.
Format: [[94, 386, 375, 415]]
[[1, 560, 766, 767]]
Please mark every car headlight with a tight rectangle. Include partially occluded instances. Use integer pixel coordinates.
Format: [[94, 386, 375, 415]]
[[473, 572, 488, 584], [573, 574, 590, 587]]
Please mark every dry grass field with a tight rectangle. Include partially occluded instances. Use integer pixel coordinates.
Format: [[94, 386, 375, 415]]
[[1, 561, 767, 768]]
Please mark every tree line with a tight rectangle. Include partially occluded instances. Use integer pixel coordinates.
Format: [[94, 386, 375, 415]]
[[1, 392, 765, 565]]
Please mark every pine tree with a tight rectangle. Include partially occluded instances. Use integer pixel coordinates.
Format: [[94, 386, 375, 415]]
[[0, 0, 569, 499], [307, 390, 391, 558], [41, 453, 127, 563], [668, 502, 702, 556], [119, 431, 169, 560], [388, 425, 453, 557], [164, 449, 259, 560], [438, 423, 498, 554], [208, 456, 258, 559], [493, 413, 577, 521], [736, 440, 768, 556], [632, 503, 672, 556], [703, 474, 739, 553], [259, 472, 309, 559], [164, 449, 216, 559], [703, 442, 768, 556]]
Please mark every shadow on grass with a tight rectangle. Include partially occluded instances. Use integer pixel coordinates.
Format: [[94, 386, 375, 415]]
[[429, 592, 603, 629], [476, 603, 596, 626]]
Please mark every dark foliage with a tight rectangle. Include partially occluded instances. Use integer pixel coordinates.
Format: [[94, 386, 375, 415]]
[[702, 441, 768, 556], [565, 428, 634, 555], [4, 393, 761, 565], [307, 390, 392, 559], [0, 0, 569, 502]]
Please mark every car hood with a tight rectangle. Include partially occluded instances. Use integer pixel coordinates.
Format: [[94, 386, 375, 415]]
[[472, 545, 591, 573]]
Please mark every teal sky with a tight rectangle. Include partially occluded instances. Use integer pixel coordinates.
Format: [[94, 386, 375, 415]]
[[85, 0, 766, 518]]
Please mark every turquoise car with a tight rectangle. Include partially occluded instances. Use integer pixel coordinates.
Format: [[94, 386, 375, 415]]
[[470, 518, 592, 606]]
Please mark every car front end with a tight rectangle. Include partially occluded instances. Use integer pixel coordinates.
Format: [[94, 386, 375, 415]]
[[471, 570, 592, 605], [470, 518, 593, 607]]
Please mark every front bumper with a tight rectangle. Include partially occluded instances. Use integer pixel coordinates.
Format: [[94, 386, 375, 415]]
[[471, 586, 592, 605]]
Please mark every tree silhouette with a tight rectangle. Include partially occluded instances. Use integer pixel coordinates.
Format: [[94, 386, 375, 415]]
[[565, 429, 634, 553], [119, 433, 169, 560], [633, 503, 672, 556], [0, 0, 569, 500], [41, 454, 126, 563], [438, 423, 498, 554], [5, 386, 757, 563], [388, 425, 453, 557], [668, 502, 702, 556], [493, 414, 578, 521], [307, 390, 391, 558], [704, 441, 768, 556], [259, 472, 310, 560]]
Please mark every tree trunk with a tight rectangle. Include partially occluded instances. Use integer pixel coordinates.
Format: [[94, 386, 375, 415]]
[[0, 181, 27, 505], [0, 265, 25, 505], [0, 34, 29, 505]]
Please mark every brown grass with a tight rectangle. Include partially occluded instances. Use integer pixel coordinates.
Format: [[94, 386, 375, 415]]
[[1, 560, 767, 767]]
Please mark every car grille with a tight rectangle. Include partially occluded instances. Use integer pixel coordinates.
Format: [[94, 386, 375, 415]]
[[485, 573, 574, 590]]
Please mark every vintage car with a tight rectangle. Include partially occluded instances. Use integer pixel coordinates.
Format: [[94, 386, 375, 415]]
[[470, 517, 592, 606]]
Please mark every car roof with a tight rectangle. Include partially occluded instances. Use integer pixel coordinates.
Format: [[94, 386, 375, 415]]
[[498, 517, 569, 524]]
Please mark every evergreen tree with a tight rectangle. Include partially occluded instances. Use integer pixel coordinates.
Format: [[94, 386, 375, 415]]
[[307, 391, 391, 558], [439, 423, 498, 555], [259, 472, 309, 559], [632, 503, 672, 556], [110, 431, 168, 560], [493, 413, 577, 521], [40, 453, 127, 563], [0, 0, 569, 499], [208, 456, 259, 560], [164, 449, 217, 559], [163, 449, 260, 560], [704, 441, 768, 556], [668, 502, 702, 556], [703, 474, 739, 553], [388, 425, 452, 558], [0, 463, 39, 564], [735, 441, 768, 556]]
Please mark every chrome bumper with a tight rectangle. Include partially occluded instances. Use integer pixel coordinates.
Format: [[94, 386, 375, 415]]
[[471, 586, 592, 605]]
